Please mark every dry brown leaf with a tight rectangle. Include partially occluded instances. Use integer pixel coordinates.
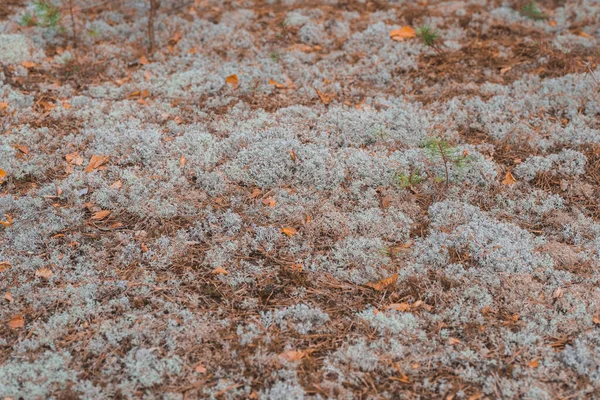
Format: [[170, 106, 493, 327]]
[[269, 79, 286, 89], [390, 26, 416, 41], [91, 210, 111, 221], [0, 168, 6, 183], [315, 88, 334, 105], [281, 227, 297, 237], [366, 273, 399, 291], [0, 261, 10, 272], [179, 154, 186, 167], [139, 55, 150, 65], [21, 61, 36, 69], [0, 214, 13, 228], [528, 359, 539, 368], [65, 152, 84, 166], [15, 145, 29, 155], [580, 31, 592, 38], [8, 314, 24, 329], [84, 155, 109, 173], [262, 197, 276, 207], [502, 171, 517, 185], [195, 364, 207, 374], [110, 180, 123, 189], [169, 31, 183, 45], [35, 267, 53, 279], [448, 337, 462, 345], [250, 188, 262, 199], [290, 149, 297, 161], [288, 263, 304, 272], [4, 292, 13, 302], [593, 315, 600, 325], [226, 74, 239, 89], [0, 102, 8, 110], [212, 267, 228, 275], [40, 101, 55, 112], [62, 101, 71, 109], [279, 350, 306, 361], [386, 303, 410, 312], [552, 287, 564, 299]]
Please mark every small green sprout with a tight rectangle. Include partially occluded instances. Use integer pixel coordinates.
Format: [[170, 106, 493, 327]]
[[416, 26, 440, 47], [521, 1, 547, 20]]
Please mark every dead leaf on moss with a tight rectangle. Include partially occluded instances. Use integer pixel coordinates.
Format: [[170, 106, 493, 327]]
[[226, 74, 239, 89], [386, 303, 410, 311], [15, 145, 29, 155], [169, 31, 183, 46], [315, 88, 334, 105], [0, 168, 6, 183], [390, 26, 416, 41], [366, 273, 398, 291], [0, 261, 10, 272], [0, 102, 8, 110], [528, 359, 539, 368], [91, 210, 111, 221], [0, 214, 13, 228], [448, 337, 462, 345], [84, 155, 109, 173], [212, 267, 228, 275], [35, 267, 53, 279], [8, 314, 24, 329], [290, 149, 297, 162], [262, 197, 276, 207], [269, 79, 286, 89], [139, 55, 150, 65], [502, 171, 517, 185], [281, 227, 297, 237], [4, 292, 13, 302], [593, 315, 600, 325], [110, 180, 123, 189], [65, 152, 84, 166], [279, 350, 306, 361], [195, 364, 207, 373], [180, 154, 186, 167], [21, 61, 36, 69]]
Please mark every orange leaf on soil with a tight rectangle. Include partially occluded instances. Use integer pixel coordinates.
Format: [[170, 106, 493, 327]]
[[15, 145, 29, 155], [65, 152, 84, 166], [21, 61, 36, 69], [0, 261, 11, 272], [226, 74, 239, 88], [35, 267, 53, 279], [502, 171, 517, 185], [593, 315, 600, 325], [250, 188, 262, 199], [91, 210, 111, 220], [84, 155, 109, 173], [5, 292, 13, 302], [139, 55, 150, 65], [212, 267, 228, 275], [262, 197, 276, 207], [386, 303, 410, 312], [448, 337, 462, 345], [290, 149, 297, 161], [8, 314, 24, 329], [579, 31, 592, 38], [281, 227, 297, 237], [366, 273, 399, 291], [180, 154, 186, 167], [0, 168, 6, 183], [315, 88, 334, 105], [195, 364, 207, 373], [390, 26, 416, 41], [110, 180, 123, 189], [528, 359, 539, 368], [279, 350, 306, 361], [0, 102, 8, 110]]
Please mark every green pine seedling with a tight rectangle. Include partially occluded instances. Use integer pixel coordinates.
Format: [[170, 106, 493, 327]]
[[416, 26, 440, 47], [422, 137, 471, 186], [521, 1, 547, 20]]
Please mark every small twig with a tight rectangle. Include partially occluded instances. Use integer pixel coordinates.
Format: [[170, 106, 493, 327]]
[[148, 0, 161, 54], [67, 0, 77, 48]]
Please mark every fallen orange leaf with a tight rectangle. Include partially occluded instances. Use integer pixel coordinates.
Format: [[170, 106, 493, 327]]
[[0, 261, 10, 272], [84, 155, 109, 173], [281, 227, 297, 237], [528, 359, 539, 368], [269, 79, 286, 89], [110, 180, 123, 189], [0, 102, 8, 110], [580, 31, 592, 39], [15, 145, 29, 155], [212, 267, 228, 275], [390, 26, 416, 41], [315, 88, 334, 105], [262, 197, 276, 207], [0, 168, 6, 183], [448, 337, 462, 345], [0, 214, 13, 228], [386, 303, 410, 312], [502, 171, 517, 185], [21, 61, 36, 69], [195, 364, 207, 373], [91, 210, 111, 221], [226, 74, 239, 88], [169, 31, 183, 45], [139, 55, 150, 65], [8, 314, 24, 329], [4, 292, 13, 302], [366, 273, 399, 291], [593, 315, 600, 325], [180, 154, 186, 167], [65, 152, 84, 166], [279, 350, 306, 361], [35, 267, 53, 279], [290, 149, 297, 161]]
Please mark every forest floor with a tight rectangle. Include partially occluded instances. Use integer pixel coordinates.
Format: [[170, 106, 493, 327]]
[[1, 0, 600, 399]]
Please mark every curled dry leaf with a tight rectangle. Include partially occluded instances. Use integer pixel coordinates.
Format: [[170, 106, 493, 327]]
[[281, 227, 297, 237], [0, 168, 6, 183], [390, 26, 416, 41], [502, 171, 517, 185], [366, 273, 398, 291], [0, 261, 11, 272], [226, 74, 239, 89], [84, 155, 109, 173], [21, 61, 36, 69], [8, 314, 25, 329], [65, 152, 84, 166], [0, 214, 13, 228], [212, 267, 228, 275], [386, 303, 410, 312], [315, 88, 334, 105], [91, 210, 111, 221], [279, 350, 306, 361], [15, 145, 29, 155], [269, 79, 286, 89], [35, 267, 53, 279], [5, 292, 13, 302]]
